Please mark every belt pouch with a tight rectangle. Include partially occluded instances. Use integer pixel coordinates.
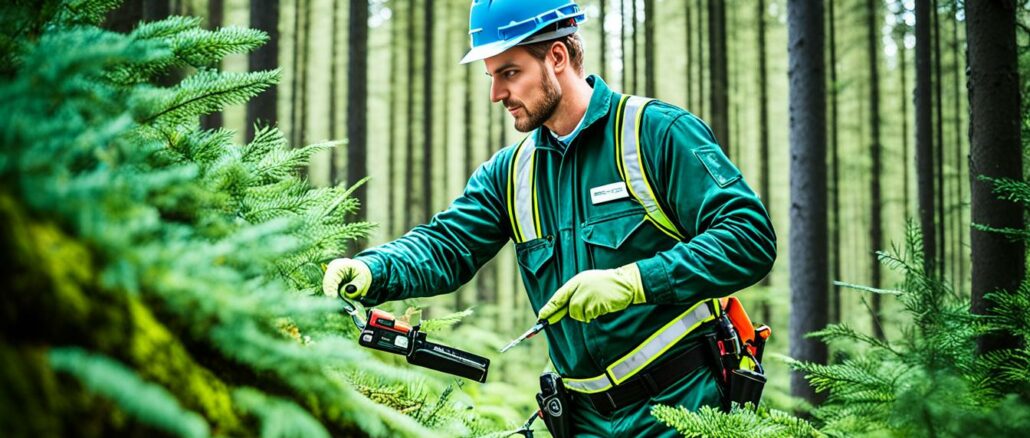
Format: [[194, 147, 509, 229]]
[[536, 372, 574, 438], [727, 368, 767, 409]]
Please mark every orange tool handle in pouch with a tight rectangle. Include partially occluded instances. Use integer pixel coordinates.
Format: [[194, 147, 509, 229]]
[[720, 297, 761, 358]]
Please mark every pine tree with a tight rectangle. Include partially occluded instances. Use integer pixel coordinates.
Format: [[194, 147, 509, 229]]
[[0, 2, 509, 436]]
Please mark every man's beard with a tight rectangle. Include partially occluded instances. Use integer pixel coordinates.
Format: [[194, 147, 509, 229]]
[[507, 70, 562, 133]]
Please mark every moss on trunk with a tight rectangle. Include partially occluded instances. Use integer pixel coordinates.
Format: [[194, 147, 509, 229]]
[[0, 192, 244, 435]]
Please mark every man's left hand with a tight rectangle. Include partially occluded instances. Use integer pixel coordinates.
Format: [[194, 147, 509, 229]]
[[537, 263, 646, 324]]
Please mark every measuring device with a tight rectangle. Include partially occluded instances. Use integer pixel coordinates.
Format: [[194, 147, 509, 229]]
[[339, 284, 490, 382]]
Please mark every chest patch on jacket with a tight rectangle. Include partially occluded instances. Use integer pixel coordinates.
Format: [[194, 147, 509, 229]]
[[590, 182, 630, 204], [693, 147, 742, 188]]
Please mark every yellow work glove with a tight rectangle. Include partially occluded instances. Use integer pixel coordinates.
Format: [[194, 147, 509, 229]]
[[537, 263, 646, 324], [322, 258, 372, 299]]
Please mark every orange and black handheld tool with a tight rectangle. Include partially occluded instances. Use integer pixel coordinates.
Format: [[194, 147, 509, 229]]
[[340, 284, 490, 382]]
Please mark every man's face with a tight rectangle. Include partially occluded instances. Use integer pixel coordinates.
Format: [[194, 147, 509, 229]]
[[484, 47, 562, 133]]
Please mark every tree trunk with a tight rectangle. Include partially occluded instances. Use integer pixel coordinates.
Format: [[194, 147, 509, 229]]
[[915, 0, 936, 274], [631, 0, 638, 94], [246, 0, 280, 142], [698, 0, 706, 118], [828, 0, 841, 325], [600, 0, 607, 79], [951, 2, 965, 295], [200, 0, 224, 131], [730, 4, 740, 169], [441, 1, 452, 216], [685, 2, 693, 109], [787, 0, 828, 408], [897, 7, 910, 221], [404, 0, 416, 229], [422, 0, 434, 222], [388, 0, 401, 237], [104, 1, 142, 33], [967, 0, 1024, 355], [143, 0, 171, 21], [298, 0, 312, 149], [644, 0, 655, 97], [463, 44, 474, 181], [707, 0, 729, 154], [933, 0, 946, 280], [621, 0, 627, 91], [459, 34, 473, 311], [347, 0, 369, 238], [329, 0, 339, 185], [757, 0, 772, 324], [866, 0, 884, 340], [289, 0, 304, 146]]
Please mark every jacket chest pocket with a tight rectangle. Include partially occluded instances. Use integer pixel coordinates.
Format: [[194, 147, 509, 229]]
[[515, 235, 555, 312], [582, 207, 676, 270]]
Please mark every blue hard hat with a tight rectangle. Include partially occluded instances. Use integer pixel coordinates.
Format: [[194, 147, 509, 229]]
[[460, 0, 587, 64]]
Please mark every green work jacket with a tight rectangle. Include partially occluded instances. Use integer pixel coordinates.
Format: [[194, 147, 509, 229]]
[[354, 75, 776, 382]]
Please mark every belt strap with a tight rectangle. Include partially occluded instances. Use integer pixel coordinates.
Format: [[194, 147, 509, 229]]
[[581, 342, 712, 417], [563, 299, 719, 394]]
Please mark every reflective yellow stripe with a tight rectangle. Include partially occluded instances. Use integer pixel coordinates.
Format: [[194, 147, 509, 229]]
[[631, 97, 680, 238], [606, 299, 717, 384], [643, 215, 684, 241], [507, 139, 525, 242], [613, 95, 630, 184], [509, 135, 538, 243], [562, 298, 720, 393], [563, 374, 613, 394], [530, 151, 542, 239], [618, 96, 686, 241]]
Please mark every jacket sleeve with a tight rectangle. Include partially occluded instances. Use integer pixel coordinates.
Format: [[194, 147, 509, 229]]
[[635, 112, 777, 305], [353, 150, 512, 306]]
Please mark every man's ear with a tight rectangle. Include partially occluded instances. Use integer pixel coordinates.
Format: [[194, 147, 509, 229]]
[[549, 41, 568, 74]]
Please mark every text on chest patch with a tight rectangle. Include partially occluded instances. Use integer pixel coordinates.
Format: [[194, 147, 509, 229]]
[[590, 182, 630, 205]]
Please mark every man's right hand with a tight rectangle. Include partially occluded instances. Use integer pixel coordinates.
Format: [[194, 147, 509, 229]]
[[322, 258, 372, 299]]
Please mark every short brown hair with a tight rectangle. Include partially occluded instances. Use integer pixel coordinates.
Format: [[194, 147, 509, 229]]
[[522, 33, 586, 76]]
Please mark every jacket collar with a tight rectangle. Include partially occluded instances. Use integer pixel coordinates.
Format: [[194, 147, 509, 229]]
[[533, 74, 614, 152]]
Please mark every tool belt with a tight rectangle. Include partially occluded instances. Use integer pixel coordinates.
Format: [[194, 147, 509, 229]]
[[533, 298, 771, 436], [561, 298, 771, 415], [576, 324, 768, 417], [582, 340, 712, 416]]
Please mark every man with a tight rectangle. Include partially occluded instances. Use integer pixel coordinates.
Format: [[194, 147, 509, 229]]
[[323, 0, 776, 435]]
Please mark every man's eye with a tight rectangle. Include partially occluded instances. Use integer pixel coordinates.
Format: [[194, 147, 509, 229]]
[[504, 70, 518, 79]]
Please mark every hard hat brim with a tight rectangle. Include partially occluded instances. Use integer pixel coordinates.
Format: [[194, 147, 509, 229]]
[[460, 13, 585, 64], [460, 39, 520, 65]]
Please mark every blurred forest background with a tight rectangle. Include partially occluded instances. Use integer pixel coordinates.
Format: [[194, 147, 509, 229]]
[[180, 0, 967, 343], [175, 0, 1012, 418], [2, 0, 1029, 436]]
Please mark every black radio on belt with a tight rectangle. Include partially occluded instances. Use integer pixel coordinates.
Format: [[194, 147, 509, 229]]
[[358, 308, 491, 383], [536, 372, 574, 438]]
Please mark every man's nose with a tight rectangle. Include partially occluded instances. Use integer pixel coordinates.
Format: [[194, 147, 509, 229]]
[[490, 79, 508, 103]]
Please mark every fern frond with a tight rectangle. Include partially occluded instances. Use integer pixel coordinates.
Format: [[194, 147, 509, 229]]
[[49, 347, 210, 438]]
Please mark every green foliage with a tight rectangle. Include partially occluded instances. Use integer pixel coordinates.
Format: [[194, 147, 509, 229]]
[[652, 404, 822, 438], [420, 308, 475, 334], [232, 387, 329, 438], [654, 220, 1030, 436], [49, 347, 210, 438], [0, 1, 508, 436]]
